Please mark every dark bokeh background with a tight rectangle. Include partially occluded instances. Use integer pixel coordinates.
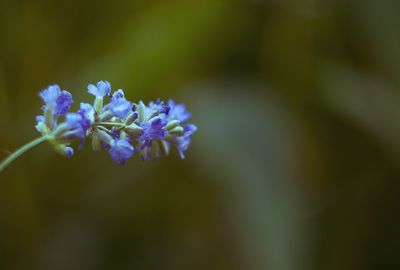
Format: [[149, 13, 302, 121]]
[[1, 0, 400, 269]]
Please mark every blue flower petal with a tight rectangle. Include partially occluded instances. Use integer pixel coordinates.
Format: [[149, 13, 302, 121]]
[[39, 84, 73, 116], [108, 89, 133, 118], [108, 138, 134, 165], [87, 80, 111, 97]]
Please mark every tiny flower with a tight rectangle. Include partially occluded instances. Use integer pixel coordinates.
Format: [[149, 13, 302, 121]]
[[108, 138, 134, 165], [175, 124, 197, 159], [166, 99, 191, 122], [39, 84, 73, 116], [139, 117, 167, 147], [53, 112, 88, 149], [78, 103, 95, 130], [51, 143, 74, 157], [87, 80, 111, 97], [64, 113, 86, 140], [65, 147, 74, 157], [108, 89, 133, 118], [140, 141, 162, 161], [136, 100, 169, 122], [35, 115, 46, 133], [148, 99, 170, 115]]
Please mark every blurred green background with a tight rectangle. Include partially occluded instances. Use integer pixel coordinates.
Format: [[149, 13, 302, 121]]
[[1, 0, 400, 269]]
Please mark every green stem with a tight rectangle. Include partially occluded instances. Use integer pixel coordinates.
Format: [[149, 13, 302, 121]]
[[0, 136, 47, 173], [98, 122, 126, 128]]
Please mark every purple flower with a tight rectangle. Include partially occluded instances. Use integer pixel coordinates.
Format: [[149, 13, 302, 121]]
[[176, 124, 197, 159], [32, 81, 197, 162], [166, 99, 191, 122], [137, 100, 169, 121], [108, 89, 133, 118], [108, 138, 134, 165], [39, 85, 73, 116], [140, 142, 161, 161], [63, 113, 86, 140], [65, 147, 74, 157], [78, 103, 95, 130], [147, 99, 170, 115], [139, 117, 167, 148], [35, 115, 46, 132], [50, 112, 87, 150], [87, 80, 111, 97]]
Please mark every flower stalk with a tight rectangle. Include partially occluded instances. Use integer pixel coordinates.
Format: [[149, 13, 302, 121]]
[[0, 136, 47, 173]]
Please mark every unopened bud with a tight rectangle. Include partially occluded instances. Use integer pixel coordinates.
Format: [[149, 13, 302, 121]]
[[97, 129, 113, 145], [160, 140, 170, 156], [169, 126, 184, 136], [125, 111, 138, 125], [125, 123, 143, 136], [99, 110, 113, 121], [165, 120, 181, 131], [53, 144, 74, 157]]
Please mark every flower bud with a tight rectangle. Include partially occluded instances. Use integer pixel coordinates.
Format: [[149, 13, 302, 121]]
[[36, 120, 50, 134], [99, 110, 113, 122], [169, 126, 184, 136], [160, 140, 170, 156], [53, 144, 74, 157], [125, 123, 143, 137], [137, 102, 145, 122], [97, 129, 113, 145], [165, 120, 181, 131], [125, 111, 138, 125]]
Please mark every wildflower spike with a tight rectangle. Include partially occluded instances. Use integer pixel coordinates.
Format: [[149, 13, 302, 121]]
[[0, 80, 197, 172]]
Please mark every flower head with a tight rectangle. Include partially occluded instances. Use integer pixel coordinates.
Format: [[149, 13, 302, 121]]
[[108, 138, 134, 165], [39, 85, 73, 116], [108, 89, 133, 118], [139, 117, 167, 148], [33, 81, 196, 164], [87, 80, 111, 97], [165, 99, 191, 122], [64, 113, 86, 140]]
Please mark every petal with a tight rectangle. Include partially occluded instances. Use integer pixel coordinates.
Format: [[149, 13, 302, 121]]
[[87, 84, 98, 96]]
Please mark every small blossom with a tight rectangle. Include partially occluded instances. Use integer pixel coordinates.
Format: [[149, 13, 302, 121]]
[[137, 100, 169, 121], [176, 124, 197, 159], [108, 89, 133, 118], [78, 103, 95, 130], [64, 113, 86, 140], [140, 141, 162, 161], [35, 115, 46, 132], [87, 80, 111, 97], [39, 84, 73, 116], [65, 147, 74, 157], [148, 99, 170, 115], [139, 117, 167, 147], [108, 138, 134, 165], [166, 99, 191, 122]]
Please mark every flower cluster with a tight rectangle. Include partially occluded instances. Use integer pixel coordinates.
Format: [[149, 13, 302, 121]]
[[35, 81, 197, 164]]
